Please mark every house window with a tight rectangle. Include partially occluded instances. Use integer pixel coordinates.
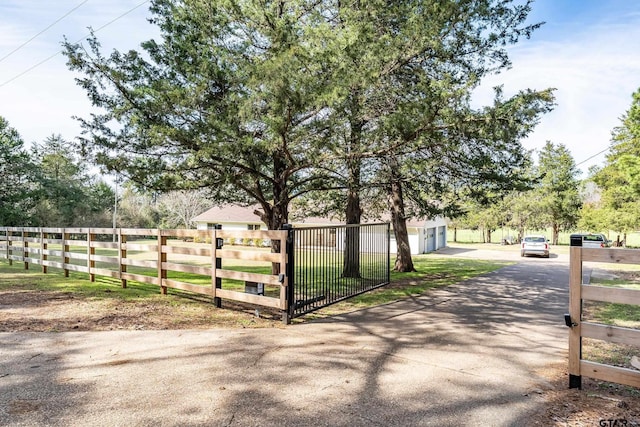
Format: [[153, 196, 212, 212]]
[[247, 224, 261, 230], [207, 223, 218, 230]]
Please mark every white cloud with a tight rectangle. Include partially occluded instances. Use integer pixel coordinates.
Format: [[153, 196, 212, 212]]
[[475, 7, 640, 176]]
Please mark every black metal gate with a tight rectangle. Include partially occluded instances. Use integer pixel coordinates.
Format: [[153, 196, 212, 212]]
[[284, 223, 390, 319]]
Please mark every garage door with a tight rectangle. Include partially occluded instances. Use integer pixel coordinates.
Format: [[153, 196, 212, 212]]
[[438, 226, 446, 248], [426, 228, 436, 252]]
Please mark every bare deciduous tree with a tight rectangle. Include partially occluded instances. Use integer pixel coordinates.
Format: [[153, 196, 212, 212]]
[[157, 190, 211, 229]]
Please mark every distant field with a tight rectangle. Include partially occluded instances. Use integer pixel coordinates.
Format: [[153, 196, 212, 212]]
[[449, 228, 640, 247]]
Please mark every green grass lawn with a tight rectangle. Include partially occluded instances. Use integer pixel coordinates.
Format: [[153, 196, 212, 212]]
[[586, 276, 640, 329], [450, 227, 640, 247], [307, 255, 510, 315], [582, 274, 640, 382], [0, 251, 509, 312], [0, 261, 171, 302]]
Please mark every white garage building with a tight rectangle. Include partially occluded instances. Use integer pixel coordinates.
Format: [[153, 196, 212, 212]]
[[193, 205, 448, 254]]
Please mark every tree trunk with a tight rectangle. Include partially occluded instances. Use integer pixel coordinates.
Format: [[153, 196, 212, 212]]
[[342, 103, 363, 278], [552, 223, 559, 245], [517, 223, 525, 243], [486, 228, 492, 244], [388, 163, 415, 272], [254, 152, 290, 274], [343, 168, 361, 278], [454, 227, 457, 242]]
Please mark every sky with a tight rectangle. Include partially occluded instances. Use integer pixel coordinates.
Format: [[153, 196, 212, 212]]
[[1, 0, 640, 178]]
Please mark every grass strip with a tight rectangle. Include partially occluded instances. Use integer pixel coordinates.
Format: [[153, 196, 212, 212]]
[[0, 255, 509, 308], [309, 255, 511, 314]]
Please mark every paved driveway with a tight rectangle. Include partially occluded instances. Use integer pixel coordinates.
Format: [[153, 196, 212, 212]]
[[1, 246, 570, 426]]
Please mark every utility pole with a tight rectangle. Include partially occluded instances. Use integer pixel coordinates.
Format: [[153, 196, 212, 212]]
[[113, 176, 118, 243]]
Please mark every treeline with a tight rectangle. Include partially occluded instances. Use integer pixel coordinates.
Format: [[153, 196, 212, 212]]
[[581, 88, 640, 246], [0, 119, 112, 227], [452, 87, 640, 246], [451, 140, 582, 245], [0, 116, 211, 229]]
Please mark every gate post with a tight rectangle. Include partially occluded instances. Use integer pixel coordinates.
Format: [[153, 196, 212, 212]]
[[568, 234, 583, 389], [282, 224, 294, 325]]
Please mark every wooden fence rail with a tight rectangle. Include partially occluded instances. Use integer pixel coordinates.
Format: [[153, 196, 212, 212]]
[[0, 226, 289, 315], [568, 241, 640, 389]]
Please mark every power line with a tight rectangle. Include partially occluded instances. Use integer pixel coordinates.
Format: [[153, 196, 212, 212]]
[[86, 0, 150, 35], [576, 146, 610, 167], [0, 0, 90, 65], [0, 0, 150, 89]]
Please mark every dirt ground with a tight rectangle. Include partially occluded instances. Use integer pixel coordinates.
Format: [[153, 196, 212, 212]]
[[1, 288, 639, 426]]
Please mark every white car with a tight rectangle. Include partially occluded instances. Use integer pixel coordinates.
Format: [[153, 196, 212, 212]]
[[572, 233, 611, 248], [521, 235, 550, 258]]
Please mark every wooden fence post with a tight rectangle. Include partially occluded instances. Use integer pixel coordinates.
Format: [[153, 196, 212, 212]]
[[158, 229, 167, 295], [0, 228, 5, 262], [88, 229, 95, 282], [119, 229, 127, 288], [63, 228, 70, 277], [213, 225, 222, 308], [7, 229, 12, 266], [22, 229, 28, 270], [41, 228, 48, 274], [568, 235, 583, 389]]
